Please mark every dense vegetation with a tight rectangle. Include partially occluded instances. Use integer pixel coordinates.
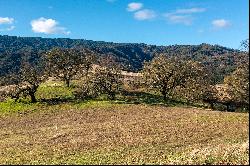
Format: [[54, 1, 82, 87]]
[[0, 35, 247, 84]]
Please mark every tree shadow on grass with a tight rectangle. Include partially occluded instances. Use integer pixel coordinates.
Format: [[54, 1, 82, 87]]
[[38, 91, 186, 107], [39, 97, 75, 105], [117, 90, 190, 107], [19, 90, 201, 109], [41, 91, 163, 105]]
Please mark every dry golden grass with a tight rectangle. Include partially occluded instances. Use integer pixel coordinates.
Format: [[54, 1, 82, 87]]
[[0, 103, 248, 164]]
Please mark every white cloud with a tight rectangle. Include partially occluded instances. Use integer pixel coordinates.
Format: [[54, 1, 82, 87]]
[[0, 17, 14, 24], [175, 8, 206, 14], [0, 25, 15, 32], [30, 17, 70, 35], [212, 19, 231, 29], [164, 13, 193, 25], [134, 9, 156, 20], [127, 2, 143, 12], [163, 7, 206, 25]]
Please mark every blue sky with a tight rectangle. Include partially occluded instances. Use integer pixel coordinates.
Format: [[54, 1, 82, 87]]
[[0, 0, 249, 49]]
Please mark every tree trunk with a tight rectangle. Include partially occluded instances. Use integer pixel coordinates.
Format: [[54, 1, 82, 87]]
[[66, 79, 70, 87], [162, 90, 167, 101], [163, 94, 167, 101], [30, 92, 37, 103], [210, 102, 214, 109]]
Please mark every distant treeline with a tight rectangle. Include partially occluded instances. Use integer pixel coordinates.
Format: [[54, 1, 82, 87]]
[[0, 35, 248, 85]]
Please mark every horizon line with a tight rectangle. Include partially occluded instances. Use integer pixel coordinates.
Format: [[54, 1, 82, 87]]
[[0, 34, 239, 50]]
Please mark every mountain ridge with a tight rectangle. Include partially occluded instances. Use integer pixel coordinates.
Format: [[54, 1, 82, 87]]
[[0, 35, 246, 84], [0, 34, 240, 50]]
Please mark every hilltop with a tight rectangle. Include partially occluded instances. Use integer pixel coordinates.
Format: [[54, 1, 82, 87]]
[[0, 35, 247, 84]]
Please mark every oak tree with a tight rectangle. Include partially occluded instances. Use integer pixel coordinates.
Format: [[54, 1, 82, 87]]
[[45, 48, 96, 87], [143, 55, 206, 101]]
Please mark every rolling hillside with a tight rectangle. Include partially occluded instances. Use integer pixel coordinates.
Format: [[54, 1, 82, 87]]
[[0, 35, 247, 84], [0, 100, 248, 164]]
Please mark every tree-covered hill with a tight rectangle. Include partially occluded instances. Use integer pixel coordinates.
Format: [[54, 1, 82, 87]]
[[0, 35, 247, 84]]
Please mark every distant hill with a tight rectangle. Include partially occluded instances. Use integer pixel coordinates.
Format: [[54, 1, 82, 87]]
[[0, 35, 247, 84]]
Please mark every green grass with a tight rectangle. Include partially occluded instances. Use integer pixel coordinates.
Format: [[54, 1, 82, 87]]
[[37, 83, 74, 100], [0, 98, 129, 117], [0, 81, 192, 116], [0, 98, 41, 115]]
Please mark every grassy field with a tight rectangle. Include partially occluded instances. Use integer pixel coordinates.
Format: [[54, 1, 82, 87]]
[[0, 83, 249, 165]]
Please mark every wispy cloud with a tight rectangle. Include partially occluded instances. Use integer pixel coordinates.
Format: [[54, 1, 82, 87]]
[[163, 7, 206, 25], [30, 17, 70, 35], [212, 19, 231, 29], [0, 17, 14, 24], [0, 25, 15, 31], [164, 14, 192, 25], [175, 8, 206, 14], [0, 17, 15, 31], [134, 9, 156, 20], [6, 25, 15, 31], [127, 2, 143, 12]]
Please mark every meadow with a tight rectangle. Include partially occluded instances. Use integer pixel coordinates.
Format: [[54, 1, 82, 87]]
[[0, 81, 248, 165]]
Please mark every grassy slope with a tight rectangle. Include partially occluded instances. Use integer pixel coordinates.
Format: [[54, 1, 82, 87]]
[[0, 83, 249, 165]]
